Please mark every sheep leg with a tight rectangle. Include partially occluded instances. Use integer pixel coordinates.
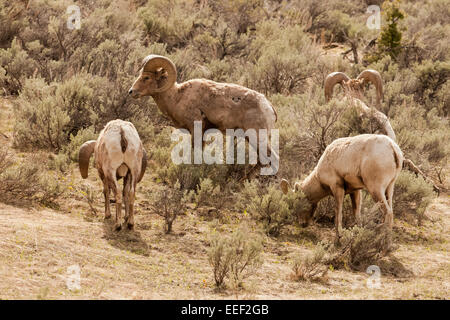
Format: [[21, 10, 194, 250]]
[[331, 185, 345, 245], [371, 188, 394, 250], [126, 176, 137, 230], [386, 180, 395, 213], [102, 179, 111, 219], [371, 189, 393, 229], [108, 173, 123, 231], [248, 131, 279, 176], [103, 186, 111, 219], [350, 190, 362, 226], [123, 173, 131, 224]]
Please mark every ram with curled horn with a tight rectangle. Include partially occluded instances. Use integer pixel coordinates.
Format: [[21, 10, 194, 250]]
[[324, 69, 396, 140], [324, 69, 441, 193], [128, 54, 278, 175]]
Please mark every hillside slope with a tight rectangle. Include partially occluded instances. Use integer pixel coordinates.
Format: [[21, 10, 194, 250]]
[[1, 96, 449, 299], [0, 194, 448, 299]]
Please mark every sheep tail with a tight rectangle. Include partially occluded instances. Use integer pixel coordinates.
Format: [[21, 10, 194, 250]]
[[120, 127, 128, 153], [272, 105, 278, 122], [392, 146, 401, 170]]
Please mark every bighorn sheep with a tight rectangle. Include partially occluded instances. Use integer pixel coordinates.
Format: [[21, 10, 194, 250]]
[[280, 134, 403, 244], [78, 119, 147, 231], [128, 55, 278, 174], [324, 69, 396, 141], [325, 69, 440, 193]]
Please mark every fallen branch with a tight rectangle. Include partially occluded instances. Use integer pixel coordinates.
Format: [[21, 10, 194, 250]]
[[403, 158, 441, 194]]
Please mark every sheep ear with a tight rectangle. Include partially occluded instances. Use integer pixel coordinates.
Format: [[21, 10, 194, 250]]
[[78, 140, 96, 179], [137, 148, 147, 183], [294, 182, 301, 192], [155, 67, 167, 79], [280, 179, 290, 194]]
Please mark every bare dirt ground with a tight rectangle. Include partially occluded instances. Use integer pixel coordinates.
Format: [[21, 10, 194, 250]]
[[0, 98, 449, 300], [0, 193, 448, 300]]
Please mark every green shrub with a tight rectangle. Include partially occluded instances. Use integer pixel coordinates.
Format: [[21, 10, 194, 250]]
[[194, 178, 222, 208], [0, 39, 37, 94], [148, 181, 190, 234], [63, 126, 97, 162], [413, 60, 450, 113], [368, 0, 405, 62], [393, 171, 435, 225], [246, 22, 322, 95], [208, 225, 263, 288], [14, 78, 70, 151], [14, 73, 155, 152], [401, 0, 450, 64], [0, 147, 64, 206], [239, 181, 292, 236], [325, 204, 392, 271], [291, 245, 328, 282], [138, 0, 197, 50], [47, 152, 71, 174]]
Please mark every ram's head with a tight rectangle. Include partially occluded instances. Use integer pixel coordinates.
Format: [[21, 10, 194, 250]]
[[324, 69, 383, 105], [128, 55, 177, 98]]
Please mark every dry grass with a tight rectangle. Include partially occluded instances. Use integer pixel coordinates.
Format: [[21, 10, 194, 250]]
[[0, 189, 448, 299]]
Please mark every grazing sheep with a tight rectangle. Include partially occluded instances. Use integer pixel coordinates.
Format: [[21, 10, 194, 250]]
[[128, 55, 278, 174], [280, 134, 403, 244], [324, 69, 396, 141], [78, 119, 147, 231], [325, 70, 440, 193]]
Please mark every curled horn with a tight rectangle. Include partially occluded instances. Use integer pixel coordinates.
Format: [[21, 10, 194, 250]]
[[280, 179, 291, 194], [78, 140, 96, 179], [324, 72, 351, 101], [137, 148, 147, 183], [280, 179, 302, 194], [141, 55, 177, 93], [357, 69, 383, 105]]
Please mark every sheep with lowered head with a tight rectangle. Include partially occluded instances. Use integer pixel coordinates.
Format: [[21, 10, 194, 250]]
[[79, 119, 147, 231], [325, 69, 440, 193], [324, 69, 396, 141], [280, 134, 403, 245]]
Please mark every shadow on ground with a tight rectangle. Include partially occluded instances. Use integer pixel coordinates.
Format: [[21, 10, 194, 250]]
[[102, 218, 152, 257], [378, 254, 415, 278]]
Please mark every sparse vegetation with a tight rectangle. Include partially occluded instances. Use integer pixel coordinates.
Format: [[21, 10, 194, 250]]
[[148, 181, 188, 234], [208, 225, 263, 288], [0, 0, 448, 300], [194, 178, 222, 209], [326, 204, 392, 271], [0, 146, 64, 206], [394, 171, 436, 225], [238, 181, 293, 236], [291, 245, 328, 282]]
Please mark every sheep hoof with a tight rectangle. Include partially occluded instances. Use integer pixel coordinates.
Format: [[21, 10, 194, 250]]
[[104, 214, 111, 220], [127, 223, 134, 230], [334, 236, 341, 247], [114, 224, 122, 231]]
